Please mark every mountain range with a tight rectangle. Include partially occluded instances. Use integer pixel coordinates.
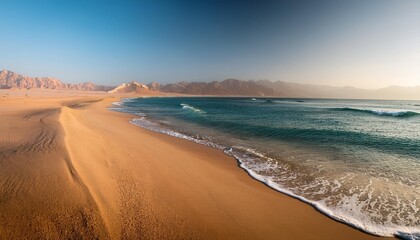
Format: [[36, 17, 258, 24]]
[[147, 79, 420, 100], [146, 79, 275, 96], [2, 70, 419, 100], [0, 70, 113, 91]]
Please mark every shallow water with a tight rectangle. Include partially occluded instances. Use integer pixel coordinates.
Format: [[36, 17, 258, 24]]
[[111, 97, 420, 238]]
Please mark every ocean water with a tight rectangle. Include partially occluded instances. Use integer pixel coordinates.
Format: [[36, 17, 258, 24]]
[[111, 97, 420, 239]]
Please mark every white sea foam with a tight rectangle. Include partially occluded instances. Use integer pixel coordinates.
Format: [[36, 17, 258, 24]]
[[335, 107, 420, 117], [129, 117, 222, 149], [135, 112, 147, 117], [112, 101, 123, 106], [112, 98, 136, 107], [224, 147, 420, 239], [121, 98, 136, 103], [180, 103, 206, 114]]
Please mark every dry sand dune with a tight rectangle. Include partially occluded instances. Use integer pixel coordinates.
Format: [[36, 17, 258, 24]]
[[0, 99, 109, 239], [0, 93, 390, 239]]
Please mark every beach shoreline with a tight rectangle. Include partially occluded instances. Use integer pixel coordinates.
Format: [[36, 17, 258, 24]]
[[0, 91, 391, 239]]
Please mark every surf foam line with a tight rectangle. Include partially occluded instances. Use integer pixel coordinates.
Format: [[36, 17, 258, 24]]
[[110, 100, 420, 240], [332, 107, 420, 118], [225, 147, 420, 239]]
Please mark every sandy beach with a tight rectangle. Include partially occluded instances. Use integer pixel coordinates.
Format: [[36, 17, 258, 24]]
[[0, 90, 390, 239]]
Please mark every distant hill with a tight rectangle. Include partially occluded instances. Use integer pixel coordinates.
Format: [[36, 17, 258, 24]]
[[147, 79, 274, 96], [147, 79, 420, 100], [107, 81, 179, 96], [0, 70, 113, 91], [108, 81, 150, 93], [255, 80, 420, 100]]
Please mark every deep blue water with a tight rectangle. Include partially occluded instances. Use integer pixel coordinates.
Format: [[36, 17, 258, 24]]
[[112, 97, 420, 238]]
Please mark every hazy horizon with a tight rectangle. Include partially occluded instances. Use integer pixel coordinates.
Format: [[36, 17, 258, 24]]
[[1, 0, 419, 88], [3, 68, 420, 91]]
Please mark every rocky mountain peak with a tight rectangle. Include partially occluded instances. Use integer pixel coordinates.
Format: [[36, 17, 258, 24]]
[[0, 70, 113, 91]]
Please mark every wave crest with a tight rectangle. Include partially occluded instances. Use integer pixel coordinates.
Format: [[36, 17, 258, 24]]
[[333, 107, 419, 117], [180, 103, 206, 114]]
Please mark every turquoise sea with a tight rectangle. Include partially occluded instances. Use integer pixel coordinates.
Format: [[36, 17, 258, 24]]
[[111, 97, 420, 239]]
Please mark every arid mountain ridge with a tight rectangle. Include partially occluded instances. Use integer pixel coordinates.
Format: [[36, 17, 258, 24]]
[[146, 79, 275, 96], [2, 70, 419, 99], [147, 79, 420, 100], [0, 70, 113, 91]]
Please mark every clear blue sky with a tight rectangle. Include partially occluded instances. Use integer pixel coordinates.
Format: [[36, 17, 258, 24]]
[[0, 0, 419, 88]]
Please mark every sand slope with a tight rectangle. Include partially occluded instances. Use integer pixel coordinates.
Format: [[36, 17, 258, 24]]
[[0, 95, 390, 239], [0, 100, 109, 239]]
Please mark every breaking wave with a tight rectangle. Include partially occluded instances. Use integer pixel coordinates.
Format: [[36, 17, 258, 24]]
[[180, 103, 206, 114], [332, 107, 420, 118]]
